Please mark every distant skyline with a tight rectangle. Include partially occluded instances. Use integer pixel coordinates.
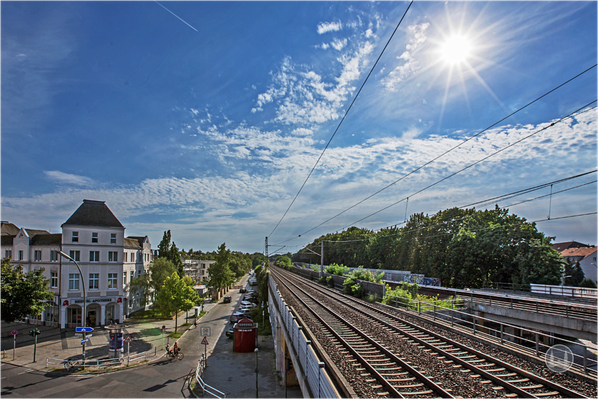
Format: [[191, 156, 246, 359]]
[[2, 1, 596, 254]]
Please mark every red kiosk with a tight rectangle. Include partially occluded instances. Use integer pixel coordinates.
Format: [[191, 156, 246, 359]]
[[233, 318, 258, 352]]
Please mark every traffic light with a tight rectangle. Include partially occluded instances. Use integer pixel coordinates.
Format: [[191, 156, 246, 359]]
[[29, 329, 40, 337]]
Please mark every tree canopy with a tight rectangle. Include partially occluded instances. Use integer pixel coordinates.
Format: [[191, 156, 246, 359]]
[[130, 257, 177, 306], [296, 207, 564, 288], [155, 272, 199, 332], [208, 243, 235, 294], [1, 258, 54, 323], [157, 230, 183, 276]]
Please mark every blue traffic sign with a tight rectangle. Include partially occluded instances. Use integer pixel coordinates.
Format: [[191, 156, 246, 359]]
[[81, 338, 89, 344], [75, 327, 94, 333], [11, 330, 18, 336]]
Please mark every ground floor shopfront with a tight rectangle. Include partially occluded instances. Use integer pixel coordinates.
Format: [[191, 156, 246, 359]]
[[60, 297, 124, 329]]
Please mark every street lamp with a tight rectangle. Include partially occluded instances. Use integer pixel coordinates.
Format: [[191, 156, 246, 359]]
[[254, 347, 259, 398], [59, 251, 87, 363]]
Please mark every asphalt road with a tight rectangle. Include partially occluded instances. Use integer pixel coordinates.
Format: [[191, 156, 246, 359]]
[[1, 294, 237, 398]]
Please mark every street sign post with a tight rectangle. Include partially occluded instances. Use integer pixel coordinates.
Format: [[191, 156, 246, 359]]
[[11, 331, 17, 360], [201, 336, 209, 366], [81, 338, 90, 344], [200, 327, 211, 337], [124, 335, 133, 366]]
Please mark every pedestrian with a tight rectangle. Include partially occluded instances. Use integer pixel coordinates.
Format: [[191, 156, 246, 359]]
[[194, 318, 197, 329]]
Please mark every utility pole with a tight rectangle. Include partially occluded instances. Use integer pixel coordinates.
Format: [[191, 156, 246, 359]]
[[265, 237, 268, 265]]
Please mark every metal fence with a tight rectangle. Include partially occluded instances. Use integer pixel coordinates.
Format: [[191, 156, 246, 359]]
[[193, 354, 225, 398], [385, 295, 597, 376], [269, 276, 340, 398]]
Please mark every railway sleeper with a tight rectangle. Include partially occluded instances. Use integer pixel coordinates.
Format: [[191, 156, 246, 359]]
[[509, 378, 530, 383], [494, 373, 517, 378], [395, 383, 424, 389], [519, 384, 545, 390], [387, 377, 416, 382], [399, 390, 433, 396], [533, 392, 560, 397]]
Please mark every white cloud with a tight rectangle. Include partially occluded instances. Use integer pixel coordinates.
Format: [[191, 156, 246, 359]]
[[44, 171, 94, 186], [382, 23, 430, 91], [331, 38, 348, 51], [317, 21, 342, 34]]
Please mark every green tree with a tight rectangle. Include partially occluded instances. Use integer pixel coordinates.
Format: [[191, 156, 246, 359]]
[[156, 272, 199, 333], [1, 258, 54, 323], [274, 255, 292, 268], [564, 261, 585, 286], [158, 230, 172, 259], [579, 278, 597, 288], [130, 257, 177, 305], [209, 243, 234, 298]]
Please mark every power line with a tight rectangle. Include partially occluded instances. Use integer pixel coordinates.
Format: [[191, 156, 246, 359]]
[[267, 1, 414, 238], [290, 64, 597, 240], [336, 101, 597, 231]]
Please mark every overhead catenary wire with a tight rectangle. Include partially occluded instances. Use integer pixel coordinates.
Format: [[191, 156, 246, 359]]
[[290, 64, 598, 241], [336, 101, 597, 232], [267, 1, 414, 239]]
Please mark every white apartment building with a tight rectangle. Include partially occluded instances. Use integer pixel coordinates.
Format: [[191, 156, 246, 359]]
[[183, 258, 215, 283], [1, 199, 154, 328]]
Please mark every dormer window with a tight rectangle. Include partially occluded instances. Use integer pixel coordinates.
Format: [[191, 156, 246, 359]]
[[92, 232, 98, 243], [72, 231, 79, 243]]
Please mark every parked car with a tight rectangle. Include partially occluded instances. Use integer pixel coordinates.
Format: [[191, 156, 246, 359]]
[[226, 326, 235, 338], [223, 296, 231, 303], [230, 312, 252, 323], [239, 287, 247, 293]]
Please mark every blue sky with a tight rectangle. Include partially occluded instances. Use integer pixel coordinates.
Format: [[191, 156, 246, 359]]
[[2, 1, 597, 255]]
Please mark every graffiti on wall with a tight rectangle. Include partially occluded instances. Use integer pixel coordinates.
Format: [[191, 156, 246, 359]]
[[403, 275, 441, 287]]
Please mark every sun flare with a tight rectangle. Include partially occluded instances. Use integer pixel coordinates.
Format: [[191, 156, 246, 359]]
[[440, 35, 471, 65]]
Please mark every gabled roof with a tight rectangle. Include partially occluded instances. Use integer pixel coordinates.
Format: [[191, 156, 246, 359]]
[[1, 222, 20, 236], [30, 234, 62, 246], [128, 236, 150, 246], [551, 241, 590, 251], [124, 237, 142, 249], [560, 246, 597, 260], [62, 200, 124, 228]]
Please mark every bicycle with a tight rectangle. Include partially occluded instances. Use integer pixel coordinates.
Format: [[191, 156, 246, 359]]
[[167, 350, 184, 361]]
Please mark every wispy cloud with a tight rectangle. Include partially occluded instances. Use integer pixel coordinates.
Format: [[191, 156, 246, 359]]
[[382, 23, 430, 91], [44, 171, 94, 187], [317, 21, 342, 34]]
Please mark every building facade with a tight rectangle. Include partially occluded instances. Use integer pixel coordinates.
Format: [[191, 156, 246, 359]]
[[183, 258, 215, 284], [1, 200, 154, 329]]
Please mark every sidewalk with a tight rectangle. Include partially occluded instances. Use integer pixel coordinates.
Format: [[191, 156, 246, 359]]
[[0, 297, 219, 370]]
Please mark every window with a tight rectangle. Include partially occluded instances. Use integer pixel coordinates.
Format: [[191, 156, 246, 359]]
[[89, 251, 100, 262], [18, 250, 23, 260], [69, 250, 80, 262], [111, 234, 117, 244], [108, 251, 118, 262], [4, 250, 12, 259], [124, 252, 128, 262], [34, 250, 42, 261], [108, 273, 118, 289], [89, 273, 99, 290], [51, 272, 58, 288], [72, 231, 79, 242], [69, 273, 79, 290], [123, 272, 127, 285], [50, 250, 59, 262], [92, 232, 98, 243], [130, 271, 134, 281]]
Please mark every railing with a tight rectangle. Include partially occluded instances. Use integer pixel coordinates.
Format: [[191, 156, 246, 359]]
[[482, 282, 598, 300], [193, 355, 225, 398], [46, 349, 153, 371], [385, 295, 597, 376], [269, 276, 340, 398]]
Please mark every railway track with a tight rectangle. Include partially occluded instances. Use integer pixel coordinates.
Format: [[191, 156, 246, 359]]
[[271, 267, 592, 398]]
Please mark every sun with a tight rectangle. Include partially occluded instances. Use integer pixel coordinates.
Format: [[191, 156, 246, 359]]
[[440, 35, 471, 65]]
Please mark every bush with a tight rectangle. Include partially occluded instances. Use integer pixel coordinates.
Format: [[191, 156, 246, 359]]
[[579, 278, 597, 288]]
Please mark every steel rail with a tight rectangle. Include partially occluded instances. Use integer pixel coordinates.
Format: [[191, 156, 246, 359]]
[[273, 268, 454, 398], [287, 268, 589, 399]]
